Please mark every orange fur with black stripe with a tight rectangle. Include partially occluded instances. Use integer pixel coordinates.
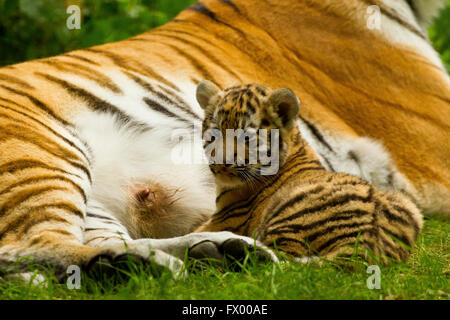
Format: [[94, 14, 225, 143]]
[[0, 0, 448, 277], [195, 81, 423, 264]]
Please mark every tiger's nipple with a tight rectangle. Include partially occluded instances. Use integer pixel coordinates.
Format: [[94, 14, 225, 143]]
[[136, 188, 157, 206]]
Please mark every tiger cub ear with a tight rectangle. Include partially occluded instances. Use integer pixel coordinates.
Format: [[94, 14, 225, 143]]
[[267, 88, 300, 128], [196, 80, 221, 110]]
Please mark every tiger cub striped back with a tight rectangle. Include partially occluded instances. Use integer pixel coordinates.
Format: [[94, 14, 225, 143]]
[[195, 80, 423, 265]]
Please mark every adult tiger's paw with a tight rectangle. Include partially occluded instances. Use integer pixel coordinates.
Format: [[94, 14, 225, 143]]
[[187, 232, 278, 268], [86, 247, 186, 280]]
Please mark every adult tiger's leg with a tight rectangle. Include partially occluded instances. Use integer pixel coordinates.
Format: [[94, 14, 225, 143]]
[[0, 101, 101, 279], [0, 111, 184, 281], [83, 201, 278, 268]]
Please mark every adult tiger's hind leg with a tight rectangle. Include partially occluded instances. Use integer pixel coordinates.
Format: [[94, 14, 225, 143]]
[[83, 202, 278, 269], [0, 182, 186, 281], [0, 116, 184, 281], [0, 106, 102, 279]]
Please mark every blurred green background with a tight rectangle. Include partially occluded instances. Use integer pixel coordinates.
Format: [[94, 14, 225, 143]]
[[0, 0, 449, 72]]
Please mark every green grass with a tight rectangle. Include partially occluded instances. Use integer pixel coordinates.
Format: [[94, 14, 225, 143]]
[[1, 217, 448, 300]]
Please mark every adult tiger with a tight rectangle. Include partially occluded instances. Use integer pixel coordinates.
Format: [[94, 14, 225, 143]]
[[0, 0, 448, 280]]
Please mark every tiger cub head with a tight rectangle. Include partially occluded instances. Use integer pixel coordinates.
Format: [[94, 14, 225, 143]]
[[196, 80, 300, 187]]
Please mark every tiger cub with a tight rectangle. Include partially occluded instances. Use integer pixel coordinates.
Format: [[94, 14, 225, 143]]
[[194, 80, 423, 265]]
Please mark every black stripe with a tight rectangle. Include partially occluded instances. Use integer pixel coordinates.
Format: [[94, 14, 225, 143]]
[[380, 226, 413, 247], [0, 123, 92, 183], [0, 212, 70, 240], [0, 73, 34, 89], [36, 59, 122, 93], [316, 231, 366, 253], [216, 188, 234, 204], [84, 228, 117, 232], [406, 0, 417, 15], [152, 31, 243, 81], [83, 48, 127, 66], [0, 186, 67, 218], [246, 100, 256, 114], [83, 48, 181, 92], [29, 203, 84, 219], [382, 207, 418, 235], [124, 71, 201, 121], [187, 2, 217, 20], [218, 0, 241, 14], [86, 212, 125, 228], [0, 159, 83, 181], [171, 18, 269, 73], [36, 72, 149, 131], [186, 1, 245, 36], [275, 249, 305, 257], [347, 151, 359, 163], [22, 218, 72, 237], [271, 237, 307, 249], [213, 206, 251, 224], [299, 115, 334, 152], [0, 115, 84, 166], [320, 153, 335, 172], [0, 85, 71, 126], [264, 185, 327, 225], [84, 235, 123, 244], [0, 103, 92, 166], [269, 189, 373, 229], [45, 229, 73, 236], [386, 172, 394, 186], [267, 209, 370, 235], [0, 175, 87, 204], [0, 97, 34, 112], [391, 205, 420, 234], [157, 85, 202, 120], [137, 66, 181, 93], [63, 54, 100, 66], [148, 28, 224, 56], [162, 42, 216, 82], [380, 235, 404, 260], [306, 222, 373, 244], [143, 97, 192, 125]]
